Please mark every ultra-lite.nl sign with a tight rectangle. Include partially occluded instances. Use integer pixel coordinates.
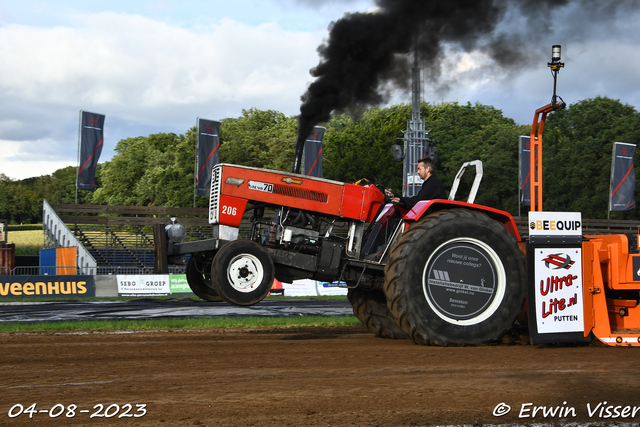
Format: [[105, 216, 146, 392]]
[[528, 211, 585, 338], [533, 247, 584, 333]]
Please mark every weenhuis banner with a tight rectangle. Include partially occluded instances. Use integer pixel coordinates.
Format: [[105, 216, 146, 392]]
[[0, 276, 95, 298]]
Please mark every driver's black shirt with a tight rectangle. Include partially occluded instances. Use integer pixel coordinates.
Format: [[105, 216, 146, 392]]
[[398, 173, 446, 210]]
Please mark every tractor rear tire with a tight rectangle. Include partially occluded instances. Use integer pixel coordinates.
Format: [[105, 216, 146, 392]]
[[211, 240, 275, 306], [186, 252, 223, 302], [347, 287, 408, 339], [384, 209, 526, 346]]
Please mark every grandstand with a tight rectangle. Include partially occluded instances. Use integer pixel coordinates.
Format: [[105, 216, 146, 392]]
[[44, 200, 214, 275]]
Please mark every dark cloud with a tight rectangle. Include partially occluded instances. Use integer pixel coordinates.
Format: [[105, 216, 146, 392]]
[[293, 0, 640, 172]]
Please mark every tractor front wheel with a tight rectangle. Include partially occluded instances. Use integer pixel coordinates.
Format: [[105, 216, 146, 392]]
[[211, 240, 275, 306], [384, 209, 526, 346]]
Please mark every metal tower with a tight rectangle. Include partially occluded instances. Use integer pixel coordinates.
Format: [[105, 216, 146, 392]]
[[400, 49, 433, 197]]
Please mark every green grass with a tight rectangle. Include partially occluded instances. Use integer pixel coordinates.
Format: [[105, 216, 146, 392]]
[[0, 315, 362, 333], [6, 228, 42, 255]]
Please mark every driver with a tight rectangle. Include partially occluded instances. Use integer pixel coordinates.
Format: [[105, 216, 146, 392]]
[[385, 156, 446, 210]]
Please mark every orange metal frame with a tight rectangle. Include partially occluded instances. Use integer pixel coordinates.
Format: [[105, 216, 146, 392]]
[[529, 103, 640, 346], [529, 103, 554, 212], [583, 235, 640, 346]]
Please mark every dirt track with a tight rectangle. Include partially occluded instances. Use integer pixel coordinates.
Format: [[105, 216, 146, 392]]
[[1, 326, 639, 426]]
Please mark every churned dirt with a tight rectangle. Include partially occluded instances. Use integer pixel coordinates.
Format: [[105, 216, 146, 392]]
[[1, 326, 639, 427]]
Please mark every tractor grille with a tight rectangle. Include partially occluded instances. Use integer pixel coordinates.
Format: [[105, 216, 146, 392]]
[[208, 165, 221, 224], [273, 184, 328, 203]]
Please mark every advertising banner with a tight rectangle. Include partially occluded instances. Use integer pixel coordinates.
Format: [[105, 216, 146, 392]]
[[281, 279, 318, 297], [527, 211, 589, 344], [117, 275, 195, 296], [278, 279, 347, 297], [169, 275, 195, 295], [117, 274, 170, 296], [317, 281, 348, 296], [519, 136, 531, 206], [532, 247, 584, 333], [195, 118, 222, 196], [610, 142, 636, 211], [303, 127, 325, 178], [77, 111, 105, 191], [0, 276, 95, 298], [528, 211, 582, 238]]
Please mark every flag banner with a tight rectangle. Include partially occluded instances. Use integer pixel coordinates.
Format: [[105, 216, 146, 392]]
[[303, 127, 325, 178], [196, 118, 221, 196], [519, 136, 531, 206], [77, 111, 105, 191], [610, 142, 636, 211]]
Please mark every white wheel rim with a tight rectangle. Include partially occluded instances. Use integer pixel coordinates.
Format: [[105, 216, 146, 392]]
[[226, 253, 264, 293], [422, 237, 506, 326]]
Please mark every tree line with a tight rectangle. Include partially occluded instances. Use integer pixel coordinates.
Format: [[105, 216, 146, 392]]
[[1, 96, 639, 224]]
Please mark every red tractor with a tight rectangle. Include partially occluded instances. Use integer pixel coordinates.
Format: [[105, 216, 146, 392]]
[[167, 160, 525, 346]]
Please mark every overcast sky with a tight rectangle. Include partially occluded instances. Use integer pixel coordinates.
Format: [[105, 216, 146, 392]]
[[1, 0, 639, 180]]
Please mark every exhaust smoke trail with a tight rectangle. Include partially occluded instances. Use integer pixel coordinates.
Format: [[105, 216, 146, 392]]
[[292, 0, 637, 173]]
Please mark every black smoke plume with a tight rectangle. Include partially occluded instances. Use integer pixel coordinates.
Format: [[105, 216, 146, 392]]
[[292, 0, 577, 173]]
